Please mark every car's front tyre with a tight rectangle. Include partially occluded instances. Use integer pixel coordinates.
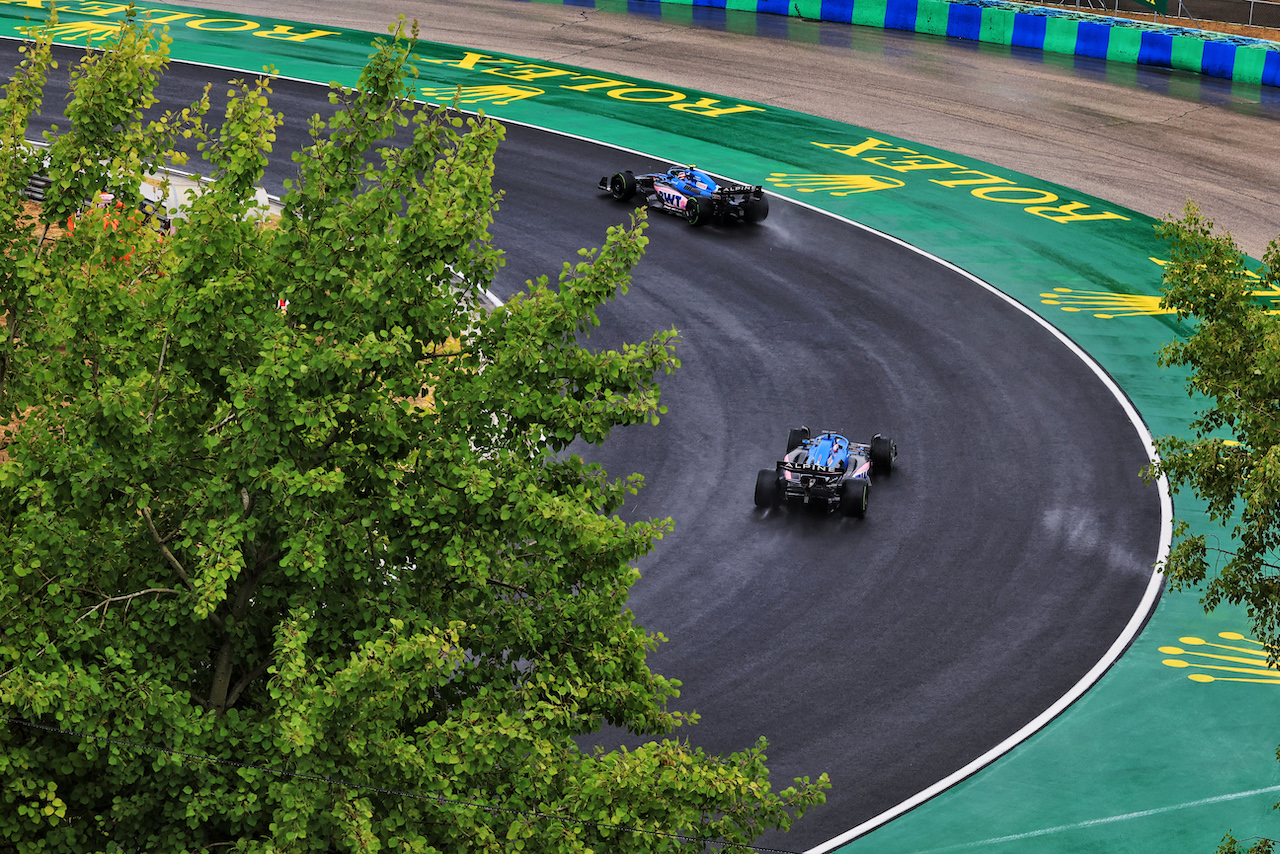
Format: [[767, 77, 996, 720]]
[[786, 426, 810, 453], [870, 434, 895, 477], [610, 170, 637, 201]]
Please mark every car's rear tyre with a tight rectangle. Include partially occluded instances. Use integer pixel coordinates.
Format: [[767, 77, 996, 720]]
[[786, 426, 810, 453], [840, 481, 868, 518], [754, 469, 780, 508], [743, 194, 769, 223], [610, 171, 637, 201], [686, 196, 712, 227], [870, 434, 894, 476]]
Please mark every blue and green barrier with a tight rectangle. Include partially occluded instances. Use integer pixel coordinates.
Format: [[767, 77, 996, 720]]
[[548, 0, 1280, 86]]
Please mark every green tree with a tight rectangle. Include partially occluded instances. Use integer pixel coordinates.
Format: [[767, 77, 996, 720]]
[[1147, 203, 1280, 655], [0, 16, 827, 852], [1150, 207, 1280, 853]]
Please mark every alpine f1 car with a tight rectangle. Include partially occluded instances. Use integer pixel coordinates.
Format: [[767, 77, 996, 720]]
[[754, 427, 896, 518], [599, 165, 769, 226]]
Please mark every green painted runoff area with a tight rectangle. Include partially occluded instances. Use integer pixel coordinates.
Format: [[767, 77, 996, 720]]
[[4, 2, 1279, 851]]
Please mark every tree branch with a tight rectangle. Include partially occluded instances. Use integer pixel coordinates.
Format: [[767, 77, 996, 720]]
[[146, 332, 170, 426], [141, 506, 192, 587], [225, 655, 272, 708], [209, 543, 275, 713], [1205, 546, 1280, 574], [76, 587, 180, 623], [206, 409, 240, 435], [485, 578, 528, 596], [141, 505, 223, 631]]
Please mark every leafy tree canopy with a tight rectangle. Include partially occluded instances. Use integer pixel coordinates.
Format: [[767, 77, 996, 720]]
[[0, 14, 827, 851], [1148, 203, 1280, 656]]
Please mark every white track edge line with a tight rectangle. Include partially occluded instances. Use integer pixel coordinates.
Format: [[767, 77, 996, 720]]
[[770, 206, 1173, 853]]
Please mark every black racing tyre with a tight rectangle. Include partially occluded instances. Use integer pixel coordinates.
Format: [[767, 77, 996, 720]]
[[786, 426, 810, 453], [870, 434, 894, 476], [840, 481, 868, 518], [686, 196, 712, 227], [610, 171, 637, 201], [743, 194, 769, 223], [754, 469, 780, 508]]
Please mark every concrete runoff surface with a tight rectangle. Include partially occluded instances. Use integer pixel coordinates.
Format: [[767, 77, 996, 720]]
[[184, 0, 1280, 258]]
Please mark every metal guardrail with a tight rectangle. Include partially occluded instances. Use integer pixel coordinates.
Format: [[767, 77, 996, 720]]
[[21, 173, 50, 203], [21, 172, 175, 232], [1040, 0, 1280, 31]]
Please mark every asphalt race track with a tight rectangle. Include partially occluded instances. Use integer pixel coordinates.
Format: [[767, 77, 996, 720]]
[[5, 40, 1164, 851], [493, 127, 1162, 849]]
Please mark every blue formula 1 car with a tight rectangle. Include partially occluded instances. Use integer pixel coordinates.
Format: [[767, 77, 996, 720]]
[[754, 427, 896, 518], [599, 165, 769, 226]]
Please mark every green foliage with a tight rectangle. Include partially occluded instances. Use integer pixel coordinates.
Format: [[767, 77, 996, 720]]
[[1216, 832, 1276, 854], [38, 6, 209, 227], [1147, 203, 1280, 654], [0, 16, 828, 852], [0, 20, 54, 396]]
